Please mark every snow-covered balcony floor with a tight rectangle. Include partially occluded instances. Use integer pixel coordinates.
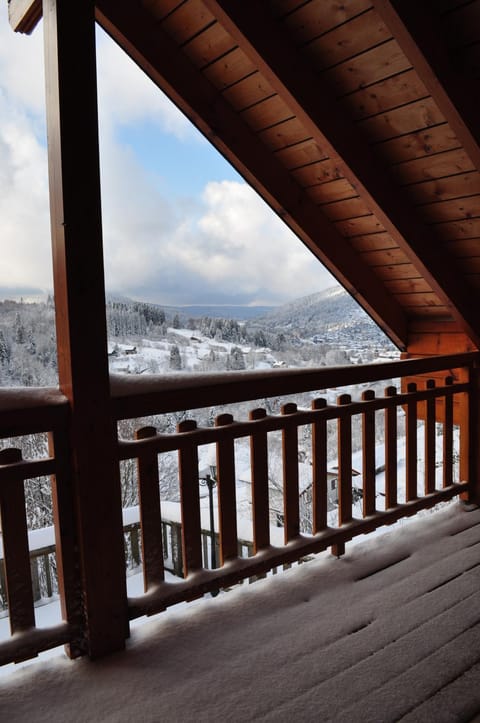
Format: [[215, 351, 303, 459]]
[[3, 502, 480, 722]]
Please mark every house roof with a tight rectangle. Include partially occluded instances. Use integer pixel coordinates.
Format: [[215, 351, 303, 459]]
[[9, 0, 480, 351]]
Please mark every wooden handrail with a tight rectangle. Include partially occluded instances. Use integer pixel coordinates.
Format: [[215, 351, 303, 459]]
[[110, 352, 480, 419]]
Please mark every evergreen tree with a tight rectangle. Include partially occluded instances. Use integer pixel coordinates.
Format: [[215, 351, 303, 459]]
[[169, 344, 182, 370]]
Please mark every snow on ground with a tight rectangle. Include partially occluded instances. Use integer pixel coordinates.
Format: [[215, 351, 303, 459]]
[[1, 501, 480, 722]]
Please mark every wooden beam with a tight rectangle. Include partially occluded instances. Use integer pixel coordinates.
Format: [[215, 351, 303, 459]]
[[43, 0, 127, 658], [95, 0, 407, 348], [8, 0, 41, 34], [373, 0, 480, 173], [204, 0, 480, 348]]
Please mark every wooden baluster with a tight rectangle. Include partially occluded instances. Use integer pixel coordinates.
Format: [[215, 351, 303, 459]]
[[48, 427, 84, 657], [130, 527, 141, 568], [337, 394, 353, 524], [177, 420, 202, 574], [171, 523, 183, 578], [249, 408, 270, 552], [31, 558, 41, 603], [425, 379, 436, 494], [216, 413, 238, 564], [385, 386, 398, 509], [0, 448, 35, 635], [406, 382, 418, 502], [45, 554, 53, 599], [282, 403, 300, 543], [443, 377, 454, 488], [361, 390, 376, 517], [135, 426, 164, 590], [311, 398, 327, 533]]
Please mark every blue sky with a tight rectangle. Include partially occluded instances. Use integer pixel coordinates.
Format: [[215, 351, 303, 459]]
[[0, 9, 335, 306]]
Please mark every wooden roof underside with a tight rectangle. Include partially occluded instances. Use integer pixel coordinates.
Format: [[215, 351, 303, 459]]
[[10, 0, 480, 351]]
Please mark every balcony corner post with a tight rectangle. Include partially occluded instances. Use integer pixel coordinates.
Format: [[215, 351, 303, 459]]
[[464, 362, 480, 507], [42, 0, 128, 657]]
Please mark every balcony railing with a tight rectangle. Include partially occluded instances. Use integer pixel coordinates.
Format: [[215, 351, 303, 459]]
[[0, 352, 477, 665]]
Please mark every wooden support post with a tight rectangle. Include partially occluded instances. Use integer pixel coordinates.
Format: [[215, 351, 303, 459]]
[[43, 0, 127, 657], [464, 363, 480, 505]]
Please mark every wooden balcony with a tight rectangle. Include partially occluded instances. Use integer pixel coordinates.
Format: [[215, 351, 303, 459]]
[[2, 451, 480, 721], [4, 0, 480, 716], [0, 352, 478, 670]]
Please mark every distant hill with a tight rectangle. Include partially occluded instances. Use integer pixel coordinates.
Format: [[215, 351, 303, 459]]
[[255, 286, 395, 348], [170, 305, 274, 321]]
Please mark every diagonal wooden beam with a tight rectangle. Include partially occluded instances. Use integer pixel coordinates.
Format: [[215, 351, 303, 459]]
[[95, 0, 408, 348], [204, 0, 480, 347], [373, 0, 480, 173], [8, 0, 41, 34]]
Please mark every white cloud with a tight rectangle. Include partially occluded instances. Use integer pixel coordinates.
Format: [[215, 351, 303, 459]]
[[96, 28, 195, 141], [0, 10, 334, 307]]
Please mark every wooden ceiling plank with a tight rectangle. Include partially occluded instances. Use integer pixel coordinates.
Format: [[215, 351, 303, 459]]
[[384, 278, 433, 294], [183, 22, 235, 68], [372, 0, 480, 171], [358, 97, 445, 143], [335, 216, 385, 237], [360, 247, 411, 266], [391, 149, 475, 185], [160, 0, 216, 45], [321, 39, 410, 96], [205, 0, 480, 344], [8, 0, 41, 33], [291, 158, 343, 187], [317, 197, 370, 222], [373, 263, 422, 281], [434, 218, 480, 241], [378, 124, 460, 164], [405, 173, 480, 206], [95, 0, 408, 348], [275, 0, 373, 40], [202, 46, 256, 89], [222, 73, 276, 111], [443, 238, 480, 257], [273, 139, 328, 169], [349, 231, 398, 251], [258, 117, 310, 151], [304, 177, 355, 201], [240, 95, 294, 133], [304, 9, 390, 69], [342, 68, 428, 120], [418, 195, 480, 224]]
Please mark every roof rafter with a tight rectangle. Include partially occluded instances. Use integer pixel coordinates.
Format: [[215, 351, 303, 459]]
[[95, 0, 408, 348], [8, 0, 41, 34], [372, 0, 480, 172], [203, 0, 480, 347]]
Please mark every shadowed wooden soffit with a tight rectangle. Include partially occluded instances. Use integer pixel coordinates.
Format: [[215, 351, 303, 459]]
[[9, 0, 480, 351]]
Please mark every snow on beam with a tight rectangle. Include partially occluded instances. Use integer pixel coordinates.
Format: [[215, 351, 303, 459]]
[[8, 0, 42, 34]]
